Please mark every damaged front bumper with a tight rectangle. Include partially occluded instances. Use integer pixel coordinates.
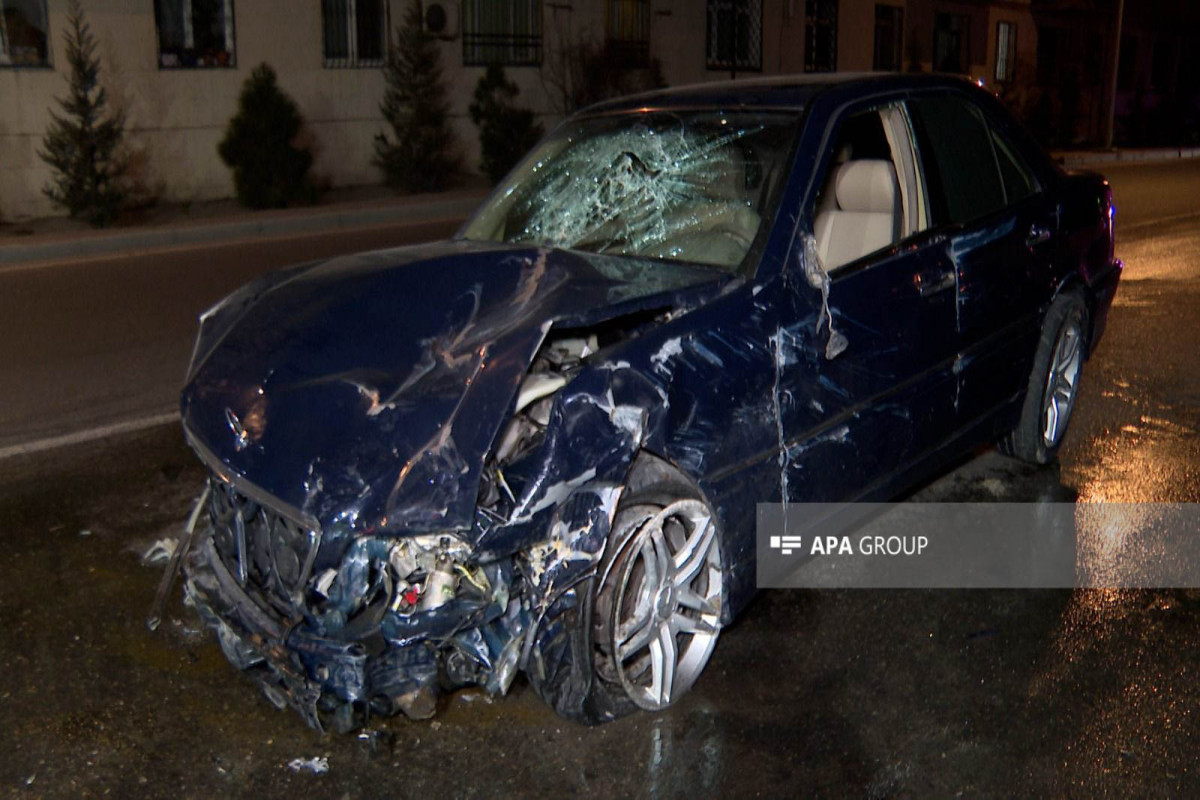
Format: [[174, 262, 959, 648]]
[[170, 445, 640, 732], [178, 480, 540, 733]]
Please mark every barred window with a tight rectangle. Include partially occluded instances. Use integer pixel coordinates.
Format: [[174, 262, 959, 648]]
[[154, 0, 236, 69], [609, 0, 650, 68], [322, 0, 387, 68], [804, 0, 837, 73], [706, 0, 762, 73], [463, 0, 541, 67], [873, 4, 903, 72], [0, 0, 49, 67]]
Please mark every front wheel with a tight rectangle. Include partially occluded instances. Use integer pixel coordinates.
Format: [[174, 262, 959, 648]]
[[1001, 291, 1088, 464], [526, 487, 724, 723], [604, 499, 723, 710]]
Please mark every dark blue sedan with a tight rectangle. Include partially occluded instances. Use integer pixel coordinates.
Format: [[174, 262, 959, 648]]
[[164, 74, 1121, 730]]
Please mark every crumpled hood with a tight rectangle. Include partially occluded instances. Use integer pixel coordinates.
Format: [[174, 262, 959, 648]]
[[181, 240, 730, 533]]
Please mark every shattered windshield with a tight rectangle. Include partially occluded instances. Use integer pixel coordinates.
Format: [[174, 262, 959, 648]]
[[462, 109, 800, 272]]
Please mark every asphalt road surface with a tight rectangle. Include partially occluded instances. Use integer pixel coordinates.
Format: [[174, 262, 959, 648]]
[[1, 160, 1199, 797], [0, 215, 463, 453]]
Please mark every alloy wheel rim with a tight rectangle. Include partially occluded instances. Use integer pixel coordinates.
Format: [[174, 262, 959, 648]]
[[1042, 309, 1084, 448], [609, 499, 722, 710]]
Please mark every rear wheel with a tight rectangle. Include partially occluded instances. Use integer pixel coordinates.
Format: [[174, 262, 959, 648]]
[[1001, 291, 1088, 464]]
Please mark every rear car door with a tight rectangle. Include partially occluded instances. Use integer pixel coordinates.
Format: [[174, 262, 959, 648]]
[[906, 92, 1058, 426]]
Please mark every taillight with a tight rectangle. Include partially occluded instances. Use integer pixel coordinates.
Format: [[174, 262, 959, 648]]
[[1102, 184, 1116, 264]]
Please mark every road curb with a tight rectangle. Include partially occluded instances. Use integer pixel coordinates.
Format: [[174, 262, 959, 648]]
[[0, 192, 487, 268], [1056, 147, 1200, 169]]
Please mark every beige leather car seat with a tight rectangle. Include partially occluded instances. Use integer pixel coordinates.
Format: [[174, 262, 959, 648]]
[[814, 159, 901, 270]]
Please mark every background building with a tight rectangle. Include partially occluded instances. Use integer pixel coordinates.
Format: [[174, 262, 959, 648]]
[[0, 0, 1192, 221]]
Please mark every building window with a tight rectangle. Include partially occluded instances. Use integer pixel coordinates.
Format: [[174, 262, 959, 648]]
[[933, 13, 968, 74], [0, 0, 50, 67], [873, 4, 902, 72], [994, 21, 1015, 82], [463, 0, 541, 67], [609, 0, 650, 68], [805, 0, 837, 73], [154, 0, 235, 68], [322, 0, 386, 68], [1035, 25, 1057, 85], [706, 0, 762, 73]]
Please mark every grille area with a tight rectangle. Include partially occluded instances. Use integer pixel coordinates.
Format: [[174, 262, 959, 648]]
[[208, 479, 319, 616]]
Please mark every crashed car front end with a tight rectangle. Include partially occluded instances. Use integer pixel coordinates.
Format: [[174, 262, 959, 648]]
[[174, 290, 668, 732], [163, 105, 800, 731], [181, 474, 530, 730]]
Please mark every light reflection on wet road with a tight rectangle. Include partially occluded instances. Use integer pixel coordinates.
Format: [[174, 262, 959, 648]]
[[0, 163, 1198, 796]]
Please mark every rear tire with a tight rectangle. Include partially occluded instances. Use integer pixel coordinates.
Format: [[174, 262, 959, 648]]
[[1001, 291, 1088, 464]]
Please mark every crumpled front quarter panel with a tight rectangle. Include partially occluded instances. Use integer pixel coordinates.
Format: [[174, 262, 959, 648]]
[[181, 242, 730, 534]]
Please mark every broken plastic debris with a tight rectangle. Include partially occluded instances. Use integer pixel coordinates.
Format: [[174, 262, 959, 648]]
[[286, 756, 329, 774], [825, 328, 849, 360], [801, 233, 849, 360], [141, 537, 177, 566], [313, 568, 337, 597]]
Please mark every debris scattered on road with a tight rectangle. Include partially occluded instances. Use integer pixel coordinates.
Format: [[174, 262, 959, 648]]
[[286, 756, 329, 774], [356, 729, 395, 757], [141, 537, 177, 566], [79, 529, 92, 537]]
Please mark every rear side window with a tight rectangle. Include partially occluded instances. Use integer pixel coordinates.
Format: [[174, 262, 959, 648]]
[[990, 124, 1038, 205], [908, 95, 1006, 226]]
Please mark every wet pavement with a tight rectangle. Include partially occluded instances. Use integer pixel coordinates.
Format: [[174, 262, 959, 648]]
[[1, 164, 1199, 797]]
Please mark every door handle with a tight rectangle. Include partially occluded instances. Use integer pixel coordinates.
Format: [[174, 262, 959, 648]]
[[913, 268, 955, 297], [1026, 224, 1053, 248]]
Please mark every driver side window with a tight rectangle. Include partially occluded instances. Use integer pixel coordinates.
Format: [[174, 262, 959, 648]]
[[811, 103, 930, 272]]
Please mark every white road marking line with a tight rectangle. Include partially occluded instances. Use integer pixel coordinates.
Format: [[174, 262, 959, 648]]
[[0, 215, 470, 275], [0, 411, 180, 461], [1120, 208, 1200, 234]]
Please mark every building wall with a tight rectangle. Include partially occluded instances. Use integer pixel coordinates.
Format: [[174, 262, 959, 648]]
[[0, 0, 1043, 223], [2, 0, 421, 219]]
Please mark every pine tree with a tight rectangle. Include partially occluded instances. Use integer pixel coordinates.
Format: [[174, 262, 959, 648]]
[[39, 0, 126, 227], [374, 0, 458, 192], [218, 63, 316, 209], [469, 64, 543, 185]]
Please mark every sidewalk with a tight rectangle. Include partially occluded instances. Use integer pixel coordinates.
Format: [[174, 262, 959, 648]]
[[0, 179, 492, 269], [1053, 146, 1200, 169], [2, 146, 1195, 268]]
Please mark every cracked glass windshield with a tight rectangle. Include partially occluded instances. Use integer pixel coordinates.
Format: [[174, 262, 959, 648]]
[[462, 109, 800, 271]]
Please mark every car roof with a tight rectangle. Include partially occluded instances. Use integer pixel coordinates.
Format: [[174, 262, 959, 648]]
[[585, 72, 982, 114]]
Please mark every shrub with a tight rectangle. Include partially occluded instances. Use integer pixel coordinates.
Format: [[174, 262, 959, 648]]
[[218, 63, 316, 209], [374, 0, 458, 192], [469, 65, 543, 185], [39, 1, 127, 227], [541, 30, 665, 115]]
